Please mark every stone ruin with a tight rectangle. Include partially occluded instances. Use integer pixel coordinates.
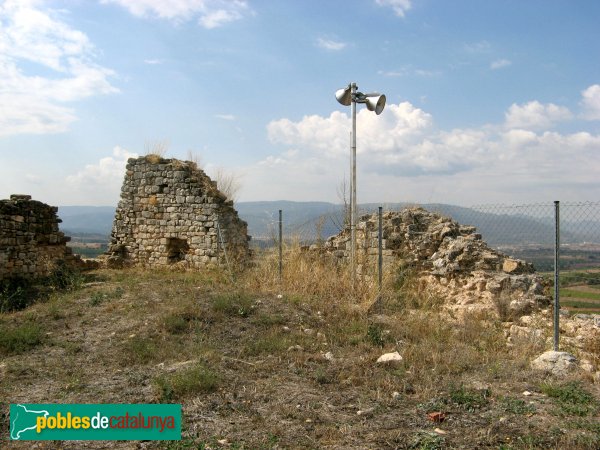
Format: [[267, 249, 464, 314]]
[[324, 207, 600, 380], [106, 156, 250, 268], [323, 207, 550, 317], [0, 194, 87, 281]]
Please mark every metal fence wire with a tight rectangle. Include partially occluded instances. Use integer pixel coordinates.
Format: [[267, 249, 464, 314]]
[[461, 202, 600, 287], [266, 200, 600, 292]]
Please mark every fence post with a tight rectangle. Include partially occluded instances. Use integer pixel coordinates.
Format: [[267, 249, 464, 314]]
[[378, 206, 383, 312], [278, 209, 283, 288], [553, 200, 560, 351]]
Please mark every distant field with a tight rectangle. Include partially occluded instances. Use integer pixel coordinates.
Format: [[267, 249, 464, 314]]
[[559, 279, 600, 314]]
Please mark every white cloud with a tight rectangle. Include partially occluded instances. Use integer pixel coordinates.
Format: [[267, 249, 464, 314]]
[[65, 147, 138, 204], [316, 37, 347, 51], [243, 96, 600, 205], [581, 84, 600, 120], [101, 0, 251, 28], [463, 40, 491, 53], [215, 114, 236, 121], [375, 0, 412, 18], [490, 59, 511, 70], [144, 58, 163, 65], [0, 0, 117, 137], [504, 101, 572, 130], [378, 66, 441, 77]]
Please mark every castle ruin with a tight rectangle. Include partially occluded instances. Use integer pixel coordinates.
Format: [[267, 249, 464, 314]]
[[107, 156, 250, 268], [0, 195, 86, 281]]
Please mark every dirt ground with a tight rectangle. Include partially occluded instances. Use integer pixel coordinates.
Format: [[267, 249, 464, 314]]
[[1, 268, 599, 449]]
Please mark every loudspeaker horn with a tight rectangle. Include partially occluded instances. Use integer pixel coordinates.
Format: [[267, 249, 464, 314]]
[[335, 86, 352, 106], [366, 94, 386, 115]]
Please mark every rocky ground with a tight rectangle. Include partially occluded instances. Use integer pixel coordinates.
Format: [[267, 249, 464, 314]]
[[1, 265, 599, 449]]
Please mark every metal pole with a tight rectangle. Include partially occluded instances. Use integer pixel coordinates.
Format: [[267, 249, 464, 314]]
[[350, 82, 357, 288], [553, 200, 560, 351], [378, 206, 383, 311], [278, 209, 283, 287]]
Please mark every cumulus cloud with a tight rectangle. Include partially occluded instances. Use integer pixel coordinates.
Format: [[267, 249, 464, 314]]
[[375, 0, 412, 18], [243, 96, 600, 204], [581, 84, 600, 120], [66, 146, 138, 203], [268, 102, 433, 163], [490, 59, 511, 70], [101, 0, 251, 28], [504, 101, 572, 130], [0, 0, 117, 137], [316, 37, 347, 51]]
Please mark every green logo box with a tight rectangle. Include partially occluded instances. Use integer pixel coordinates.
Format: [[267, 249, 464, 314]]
[[10, 404, 181, 441]]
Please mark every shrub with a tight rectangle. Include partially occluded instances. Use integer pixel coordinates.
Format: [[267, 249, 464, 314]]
[[46, 261, 84, 291], [211, 292, 254, 317], [540, 381, 598, 417], [446, 385, 490, 412], [0, 278, 35, 312], [0, 321, 44, 355], [366, 323, 385, 348]]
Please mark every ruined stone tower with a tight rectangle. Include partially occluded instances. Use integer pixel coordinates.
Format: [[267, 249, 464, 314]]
[[0, 195, 88, 280], [107, 156, 250, 268]]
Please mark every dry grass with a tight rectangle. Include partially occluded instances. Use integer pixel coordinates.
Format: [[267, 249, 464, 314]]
[[144, 139, 169, 160], [212, 167, 241, 202], [1, 246, 599, 449]]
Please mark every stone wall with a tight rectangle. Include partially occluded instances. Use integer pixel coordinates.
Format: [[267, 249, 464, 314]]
[[0, 195, 84, 280], [106, 156, 250, 268], [323, 208, 551, 317]]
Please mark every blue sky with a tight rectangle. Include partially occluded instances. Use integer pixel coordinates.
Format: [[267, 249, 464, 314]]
[[1, 0, 599, 206]]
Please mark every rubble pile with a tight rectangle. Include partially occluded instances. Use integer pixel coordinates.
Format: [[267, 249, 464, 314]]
[[324, 207, 550, 316]]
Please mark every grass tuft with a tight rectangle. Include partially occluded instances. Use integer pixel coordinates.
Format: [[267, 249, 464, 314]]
[[211, 292, 254, 317], [0, 321, 44, 355], [155, 363, 219, 401], [540, 381, 598, 417]]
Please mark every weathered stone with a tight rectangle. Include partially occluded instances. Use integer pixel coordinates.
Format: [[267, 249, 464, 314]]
[[106, 156, 250, 268], [376, 351, 403, 364], [502, 258, 521, 273], [321, 207, 551, 319], [531, 351, 578, 377], [1, 195, 92, 281]]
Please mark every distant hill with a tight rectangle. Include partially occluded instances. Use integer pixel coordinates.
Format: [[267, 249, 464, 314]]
[[58, 206, 115, 235], [57, 201, 598, 247]]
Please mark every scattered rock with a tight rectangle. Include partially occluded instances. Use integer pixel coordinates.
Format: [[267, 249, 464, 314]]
[[376, 351, 403, 365], [503, 258, 525, 274], [287, 345, 304, 352], [357, 407, 375, 416], [323, 351, 334, 361], [531, 351, 578, 377], [427, 412, 446, 423]]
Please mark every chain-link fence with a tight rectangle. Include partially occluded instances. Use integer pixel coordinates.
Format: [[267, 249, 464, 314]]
[[257, 201, 600, 313], [460, 202, 600, 289]]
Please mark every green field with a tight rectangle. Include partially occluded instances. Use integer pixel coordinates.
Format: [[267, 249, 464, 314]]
[[558, 275, 600, 314]]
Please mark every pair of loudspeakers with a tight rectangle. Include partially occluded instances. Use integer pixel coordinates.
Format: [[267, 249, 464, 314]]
[[335, 86, 386, 115]]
